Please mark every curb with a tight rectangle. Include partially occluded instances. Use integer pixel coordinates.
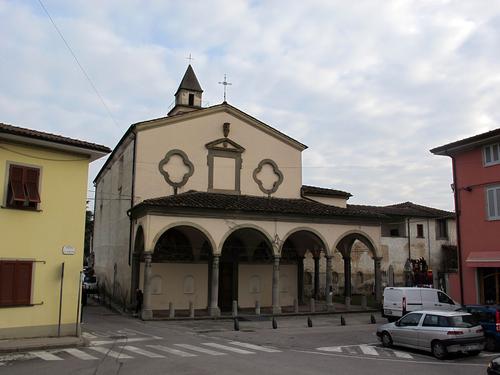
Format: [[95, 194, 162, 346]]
[[0, 337, 89, 354]]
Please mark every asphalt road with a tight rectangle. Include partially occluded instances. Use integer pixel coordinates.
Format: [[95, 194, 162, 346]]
[[0, 303, 494, 375]]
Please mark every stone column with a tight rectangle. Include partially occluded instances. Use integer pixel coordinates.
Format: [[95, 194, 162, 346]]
[[314, 255, 320, 300], [325, 255, 333, 308], [374, 256, 383, 303], [343, 256, 351, 298], [141, 252, 153, 320], [272, 256, 281, 314], [209, 255, 220, 317], [297, 256, 304, 305]]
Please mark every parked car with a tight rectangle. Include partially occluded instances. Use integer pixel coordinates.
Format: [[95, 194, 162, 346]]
[[383, 287, 458, 321], [376, 310, 484, 359], [488, 356, 500, 374], [463, 305, 500, 351], [83, 275, 98, 294]]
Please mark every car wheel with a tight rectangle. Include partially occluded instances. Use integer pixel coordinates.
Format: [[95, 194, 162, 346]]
[[468, 350, 480, 356], [381, 332, 393, 348], [431, 341, 447, 360], [486, 336, 497, 352]]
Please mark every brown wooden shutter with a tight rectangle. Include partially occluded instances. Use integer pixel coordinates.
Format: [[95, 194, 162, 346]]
[[14, 262, 33, 305], [9, 165, 26, 202], [25, 168, 41, 203], [0, 261, 16, 306]]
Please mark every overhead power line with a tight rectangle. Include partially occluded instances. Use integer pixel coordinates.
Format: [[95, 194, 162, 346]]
[[37, 0, 119, 128]]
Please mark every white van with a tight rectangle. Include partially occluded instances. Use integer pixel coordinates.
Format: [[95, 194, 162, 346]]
[[382, 287, 458, 321]]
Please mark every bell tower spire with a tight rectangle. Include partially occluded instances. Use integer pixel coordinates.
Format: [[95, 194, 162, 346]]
[[168, 64, 204, 116]]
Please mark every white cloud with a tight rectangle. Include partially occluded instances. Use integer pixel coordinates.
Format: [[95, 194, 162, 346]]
[[2, 0, 500, 211]]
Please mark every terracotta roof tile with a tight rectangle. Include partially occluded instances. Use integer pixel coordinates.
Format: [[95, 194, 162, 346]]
[[301, 185, 352, 198], [349, 201, 454, 219], [131, 191, 385, 219], [0, 122, 111, 153]]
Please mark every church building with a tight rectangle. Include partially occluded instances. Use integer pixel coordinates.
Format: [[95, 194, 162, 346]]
[[93, 65, 389, 318]]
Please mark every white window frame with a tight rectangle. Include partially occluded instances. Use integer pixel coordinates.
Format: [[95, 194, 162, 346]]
[[486, 185, 500, 220], [484, 143, 500, 167]]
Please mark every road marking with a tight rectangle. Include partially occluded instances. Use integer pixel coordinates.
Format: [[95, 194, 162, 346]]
[[293, 349, 485, 367], [31, 351, 63, 361], [202, 343, 255, 354], [89, 346, 133, 359], [146, 345, 197, 357], [228, 341, 281, 353], [392, 350, 413, 359], [174, 344, 226, 356], [359, 345, 379, 356], [120, 345, 165, 358], [90, 337, 158, 346], [82, 332, 98, 339], [120, 328, 163, 340], [63, 348, 98, 360], [317, 346, 343, 352]]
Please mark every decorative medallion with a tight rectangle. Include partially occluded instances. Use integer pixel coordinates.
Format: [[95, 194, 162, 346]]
[[158, 149, 194, 189], [253, 159, 284, 195]]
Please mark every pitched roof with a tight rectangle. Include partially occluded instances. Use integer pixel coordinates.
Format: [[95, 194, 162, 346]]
[[175, 65, 203, 95], [301, 185, 352, 198], [130, 191, 385, 220], [349, 201, 454, 219], [0, 122, 111, 153], [94, 102, 308, 184], [430, 127, 500, 155]]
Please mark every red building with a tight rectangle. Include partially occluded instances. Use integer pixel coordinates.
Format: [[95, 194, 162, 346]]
[[431, 128, 500, 305]]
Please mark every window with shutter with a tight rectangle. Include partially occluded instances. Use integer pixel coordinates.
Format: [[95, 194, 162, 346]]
[[0, 261, 33, 307], [9, 165, 26, 203], [6, 164, 41, 209], [25, 168, 41, 203]]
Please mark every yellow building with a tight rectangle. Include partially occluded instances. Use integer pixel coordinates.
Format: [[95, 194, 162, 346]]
[[0, 123, 109, 339]]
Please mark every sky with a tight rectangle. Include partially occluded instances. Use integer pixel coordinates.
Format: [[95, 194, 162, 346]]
[[2, 0, 500, 211]]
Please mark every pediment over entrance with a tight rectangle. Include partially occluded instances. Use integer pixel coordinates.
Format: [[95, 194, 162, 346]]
[[205, 137, 245, 153]]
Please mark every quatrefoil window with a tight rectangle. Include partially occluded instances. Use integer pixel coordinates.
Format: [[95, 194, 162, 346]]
[[253, 159, 284, 195], [158, 149, 194, 189]]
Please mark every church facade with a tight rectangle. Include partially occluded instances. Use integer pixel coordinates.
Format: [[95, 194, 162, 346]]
[[93, 66, 437, 318]]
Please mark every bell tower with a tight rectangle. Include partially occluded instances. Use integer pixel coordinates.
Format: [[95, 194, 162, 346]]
[[168, 65, 203, 116]]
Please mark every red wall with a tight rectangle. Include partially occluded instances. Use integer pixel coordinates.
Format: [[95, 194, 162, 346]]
[[452, 147, 500, 304]]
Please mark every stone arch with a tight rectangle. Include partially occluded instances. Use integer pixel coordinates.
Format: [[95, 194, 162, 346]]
[[280, 227, 330, 256], [218, 224, 275, 255], [332, 230, 379, 259], [151, 221, 217, 256], [333, 230, 382, 302]]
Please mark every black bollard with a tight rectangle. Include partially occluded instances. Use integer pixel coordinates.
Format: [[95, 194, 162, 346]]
[[272, 317, 278, 329], [370, 314, 376, 324], [307, 316, 313, 328], [234, 317, 240, 331], [341, 315, 346, 326]]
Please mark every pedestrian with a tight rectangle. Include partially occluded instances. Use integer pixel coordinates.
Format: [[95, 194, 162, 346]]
[[135, 288, 143, 315]]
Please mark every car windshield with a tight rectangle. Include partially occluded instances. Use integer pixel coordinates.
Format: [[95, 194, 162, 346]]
[[447, 315, 479, 328]]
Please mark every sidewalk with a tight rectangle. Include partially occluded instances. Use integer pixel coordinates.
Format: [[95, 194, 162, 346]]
[[0, 336, 87, 354]]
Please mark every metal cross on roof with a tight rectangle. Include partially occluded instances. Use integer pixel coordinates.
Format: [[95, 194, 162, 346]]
[[186, 53, 194, 64], [218, 74, 232, 102]]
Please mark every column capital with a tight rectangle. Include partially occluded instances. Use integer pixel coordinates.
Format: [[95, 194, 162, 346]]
[[144, 252, 153, 262], [374, 256, 383, 263]]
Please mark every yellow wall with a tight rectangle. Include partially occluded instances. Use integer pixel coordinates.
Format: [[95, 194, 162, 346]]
[[0, 142, 89, 338]]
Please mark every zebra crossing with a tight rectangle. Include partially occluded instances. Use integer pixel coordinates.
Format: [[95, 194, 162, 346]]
[[316, 344, 414, 359], [0, 340, 283, 363]]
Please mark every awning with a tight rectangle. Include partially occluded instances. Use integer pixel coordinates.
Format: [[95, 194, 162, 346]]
[[465, 251, 500, 268]]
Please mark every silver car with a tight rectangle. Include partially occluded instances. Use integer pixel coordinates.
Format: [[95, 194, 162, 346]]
[[376, 310, 484, 359]]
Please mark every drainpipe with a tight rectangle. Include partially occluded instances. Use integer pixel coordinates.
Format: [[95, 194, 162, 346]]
[[450, 154, 465, 305], [407, 218, 411, 260], [128, 130, 137, 266]]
